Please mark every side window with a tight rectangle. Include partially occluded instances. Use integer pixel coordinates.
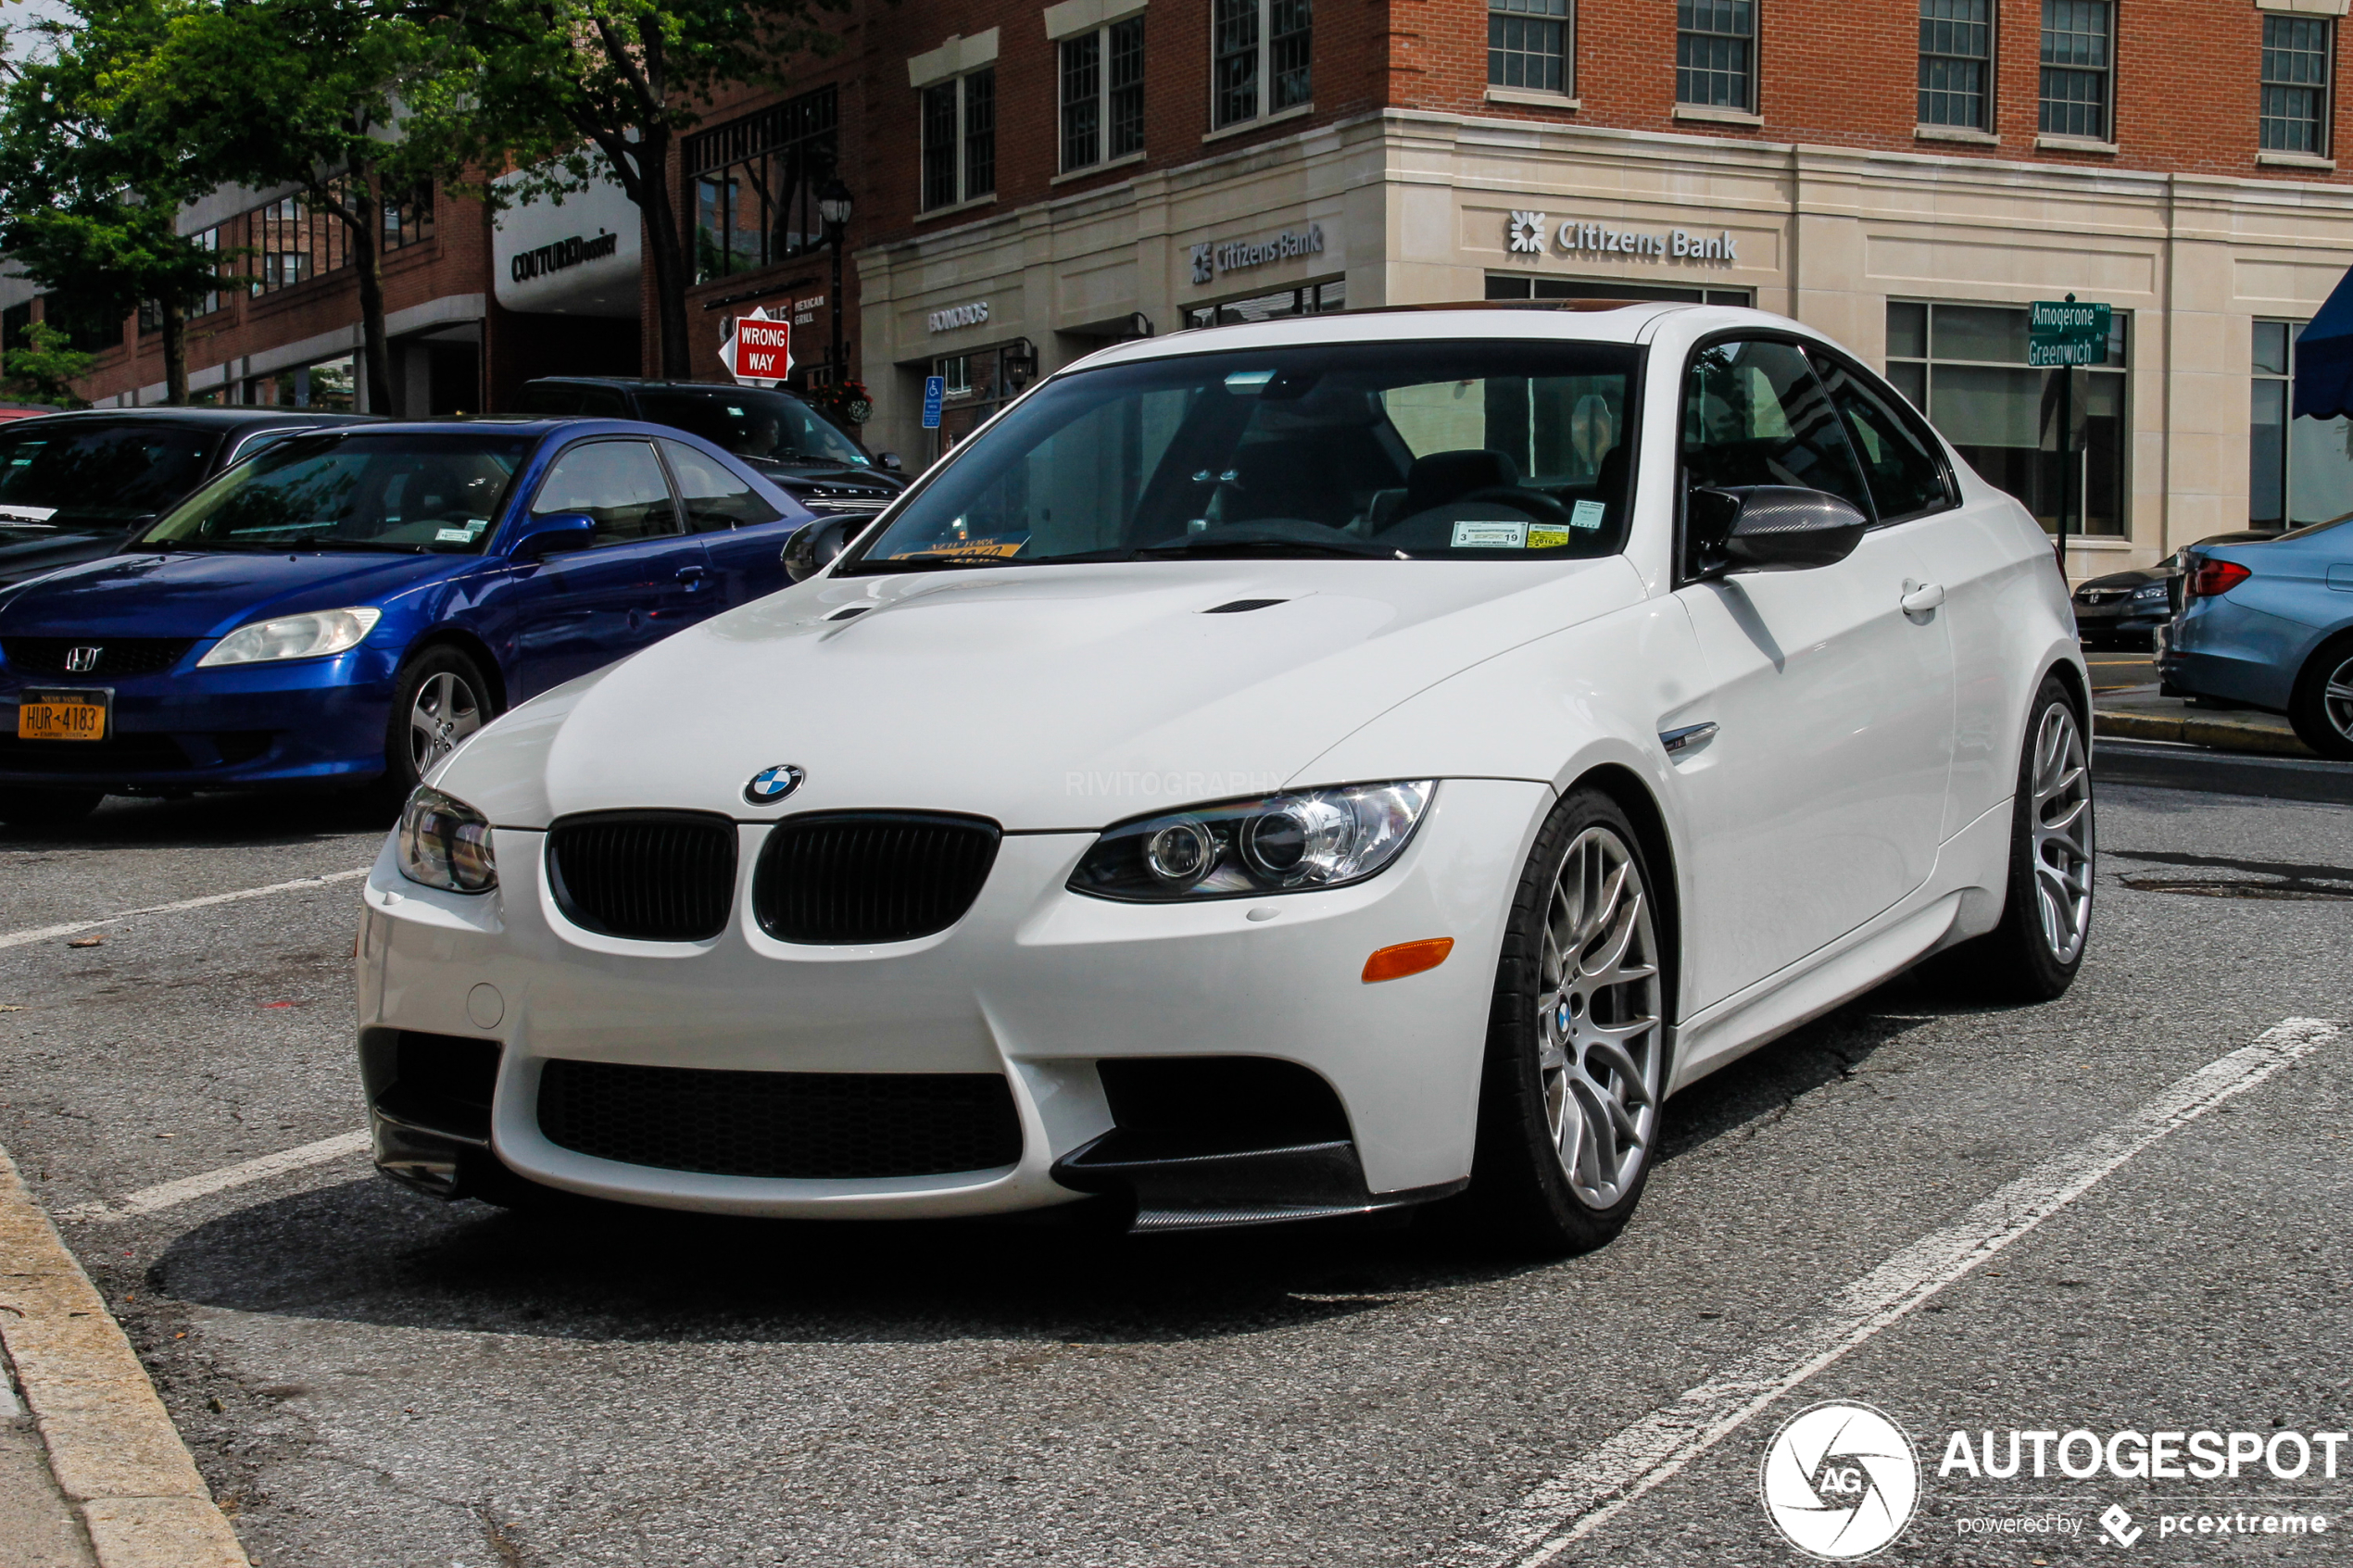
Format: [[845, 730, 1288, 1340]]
[[577, 385, 631, 416], [1682, 338, 1872, 512], [659, 439, 784, 532], [1807, 351, 1955, 525], [530, 440, 680, 546]]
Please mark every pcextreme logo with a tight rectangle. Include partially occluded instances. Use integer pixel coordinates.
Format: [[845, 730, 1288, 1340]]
[[1760, 1401, 1922, 1561]]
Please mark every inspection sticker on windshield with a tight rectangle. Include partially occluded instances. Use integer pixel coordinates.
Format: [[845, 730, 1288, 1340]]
[[1570, 499, 1607, 531], [1451, 521, 1529, 549], [1528, 527, 1572, 549], [434, 520, 489, 544]]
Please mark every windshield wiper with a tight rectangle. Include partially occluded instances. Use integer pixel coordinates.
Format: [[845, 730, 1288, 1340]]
[[1139, 534, 1401, 560]]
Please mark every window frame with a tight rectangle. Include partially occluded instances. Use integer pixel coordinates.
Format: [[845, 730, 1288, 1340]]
[[686, 87, 840, 280], [2259, 14, 2334, 157], [1211, 0, 1312, 131], [2038, 0, 2114, 142], [1488, 0, 1573, 96], [1800, 340, 1963, 528], [1918, 0, 1994, 132], [1060, 12, 1148, 173], [921, 68, 998, 210], [1675, 0, 1757, 113], [528, 436, 687, 548]]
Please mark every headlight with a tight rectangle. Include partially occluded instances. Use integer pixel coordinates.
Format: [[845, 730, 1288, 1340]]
[[1069, 781, 1434, 901], [2133, 583, 2169, 604], [396, 786, 497, 893], [197, 607, 382, 667]]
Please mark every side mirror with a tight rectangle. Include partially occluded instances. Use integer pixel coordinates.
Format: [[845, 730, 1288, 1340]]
[[781, 514, 864, 583], [509, 511, 597, 559], [875, 451, 903, 472], [1690, 485, 1869, 574]]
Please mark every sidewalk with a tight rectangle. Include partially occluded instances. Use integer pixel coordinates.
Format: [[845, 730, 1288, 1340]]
[[2092, 683, 2311, 758]]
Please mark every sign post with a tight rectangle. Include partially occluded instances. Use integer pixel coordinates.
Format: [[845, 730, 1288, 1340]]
[[2028, 295, 2110, 584]]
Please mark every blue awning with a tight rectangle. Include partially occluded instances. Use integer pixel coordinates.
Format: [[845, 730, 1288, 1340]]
[[2294, 262, 2353, 420]]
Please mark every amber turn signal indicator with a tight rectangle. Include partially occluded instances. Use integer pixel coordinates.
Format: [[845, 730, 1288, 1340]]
[[1362, 937, 1453, 984]]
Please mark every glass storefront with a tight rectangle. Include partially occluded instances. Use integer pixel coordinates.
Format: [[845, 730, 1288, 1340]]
[[1183, 277, 1347, 329], [1485, 274, 1753, 307], [1884, 299, 2129, 536], [685, 88, 838, 285], [2250, 319, 2353, 533]]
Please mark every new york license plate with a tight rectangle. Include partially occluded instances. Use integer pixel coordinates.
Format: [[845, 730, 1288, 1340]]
[[16, 688, 109, 742]]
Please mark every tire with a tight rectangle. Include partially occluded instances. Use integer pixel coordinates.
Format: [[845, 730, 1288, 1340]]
[[1460, 787, 1670, 1255], [374, 646, 493, 810], [1945, 675, 2095, 1002], [2287, 635, 2353, 761], [0, 787, 104, 826]]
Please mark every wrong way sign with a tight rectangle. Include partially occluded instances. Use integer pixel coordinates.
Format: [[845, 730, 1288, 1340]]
[[720, 307, 791, 386]]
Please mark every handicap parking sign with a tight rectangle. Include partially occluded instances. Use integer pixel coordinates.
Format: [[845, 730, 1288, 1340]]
[[922, 375, 945, 429]]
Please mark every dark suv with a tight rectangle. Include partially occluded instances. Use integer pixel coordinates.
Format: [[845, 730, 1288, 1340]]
[[513, 378, 908, 520], [0, 408, 376, 587]]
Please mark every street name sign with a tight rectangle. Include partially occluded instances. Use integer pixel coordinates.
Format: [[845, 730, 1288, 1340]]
[[2029, 297, 2111, 368]]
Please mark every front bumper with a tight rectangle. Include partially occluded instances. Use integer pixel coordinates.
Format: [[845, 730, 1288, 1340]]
[[355, 778, 1549, 1223], [0, 646, 398, 789]]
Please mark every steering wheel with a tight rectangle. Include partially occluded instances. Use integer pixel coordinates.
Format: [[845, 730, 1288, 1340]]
[[1455, 487, 1579, 526]]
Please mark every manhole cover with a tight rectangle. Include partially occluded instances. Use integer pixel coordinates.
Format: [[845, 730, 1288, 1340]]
[[2119, 875, 2353, 901]]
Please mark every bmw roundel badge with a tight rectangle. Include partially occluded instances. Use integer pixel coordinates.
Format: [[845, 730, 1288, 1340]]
[[744, 764, 805, 806]]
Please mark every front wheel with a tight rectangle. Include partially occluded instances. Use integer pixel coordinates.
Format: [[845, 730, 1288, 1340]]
[[2287, 636, 2353, 761], [1947, 676, 2095, 1001], [374, 646, 492, 811], [1461, 787, 1669, 1255]]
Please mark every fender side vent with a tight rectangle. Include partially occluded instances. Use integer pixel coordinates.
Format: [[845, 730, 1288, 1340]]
[[1203, 598, 1288, 614]]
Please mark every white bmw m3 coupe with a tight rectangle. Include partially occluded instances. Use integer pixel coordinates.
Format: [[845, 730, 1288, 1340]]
[[357, 302, 2093, 1251]]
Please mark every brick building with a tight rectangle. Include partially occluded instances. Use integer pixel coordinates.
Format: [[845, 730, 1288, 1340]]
[[20, 0, 2353, 571]]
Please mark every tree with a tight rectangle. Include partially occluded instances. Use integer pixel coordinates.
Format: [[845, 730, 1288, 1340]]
[[425, 0, 846, 378], [0, 320, 97, 406], [118, 0, 453, 412], [0, 0, 230, 404]]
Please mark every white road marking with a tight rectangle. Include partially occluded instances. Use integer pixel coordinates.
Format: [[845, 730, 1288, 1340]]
[[0, 867, 369, 952], [57, 1130, 372, 1224], [1462, 1016, 2341, 1568]]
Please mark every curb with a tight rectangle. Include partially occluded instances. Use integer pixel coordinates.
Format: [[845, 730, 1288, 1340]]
[[0, 1146, 248, 1568], [2093, 708, 2313, 758]]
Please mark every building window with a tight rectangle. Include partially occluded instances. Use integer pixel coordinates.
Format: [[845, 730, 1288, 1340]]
[[2250, 320, 2353, 532], [1183, 277, 1345, 329], [1213, 0, 1312, 130], [1677, 1, 1755, 110], [686, 88, 837, 282], [1062, 15, 1145, 172], [1489, 0, 1570, 94], [922, 68, 995, 210], [2260, 16, 2332, 155], [1486, 275, 1753, 307], [1919, 0, 1992, 130], [381, 183, 435, 252], [2039, 0, 2111, 141], [1885, 299, 2129, 537]]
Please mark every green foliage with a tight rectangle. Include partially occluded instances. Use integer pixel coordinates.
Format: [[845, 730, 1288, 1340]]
[[0, 320, 98, 407]]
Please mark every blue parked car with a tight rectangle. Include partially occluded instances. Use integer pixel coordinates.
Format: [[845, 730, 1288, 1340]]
[[0, 419, 812, 823], [2161, 515, 2353, 759]]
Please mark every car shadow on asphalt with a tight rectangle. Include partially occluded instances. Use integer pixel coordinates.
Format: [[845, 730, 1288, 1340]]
[[149, 965, 2014, 1348], [0, 789, 394, 852]]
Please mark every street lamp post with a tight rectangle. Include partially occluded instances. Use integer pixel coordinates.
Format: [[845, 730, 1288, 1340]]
[[817, 178, 854, 385]]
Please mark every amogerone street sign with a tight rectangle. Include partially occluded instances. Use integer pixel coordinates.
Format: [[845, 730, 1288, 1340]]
[[2028, 295, 2111, 367]]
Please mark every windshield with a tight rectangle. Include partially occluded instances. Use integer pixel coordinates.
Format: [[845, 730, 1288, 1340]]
[[634, 387, 873, 469], [843, 340, 1641, 571], [137, 433, 532, 554], [0, 420, 222, 531]]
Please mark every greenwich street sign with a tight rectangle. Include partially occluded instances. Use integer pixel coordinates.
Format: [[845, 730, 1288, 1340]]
[[2028, 296, 2111, 368]]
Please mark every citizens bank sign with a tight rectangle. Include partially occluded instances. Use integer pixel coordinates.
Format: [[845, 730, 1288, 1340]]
[[1507, 210, 1740, 265]]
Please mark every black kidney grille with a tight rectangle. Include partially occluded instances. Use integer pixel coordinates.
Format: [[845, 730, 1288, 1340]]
[[536, 1060, 1024, 1178], [754, 812, 1000, 944], [3, 637, 195, 676], [546, 812, 737, 942]]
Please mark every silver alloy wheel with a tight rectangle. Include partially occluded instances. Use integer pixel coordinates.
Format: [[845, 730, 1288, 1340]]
[[2323, 652, 2353, 742], [2028, 702, 2095, 963], [1536, 825, 1665, 1210], [409, 670, 483, 776]]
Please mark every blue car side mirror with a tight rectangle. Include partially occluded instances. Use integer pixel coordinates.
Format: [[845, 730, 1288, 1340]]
[[510, 511, 597, 558]]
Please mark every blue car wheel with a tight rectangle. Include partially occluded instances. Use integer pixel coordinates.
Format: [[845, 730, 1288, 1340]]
[[380, 646, 493, 809], [2289, 634, 2353, 760]]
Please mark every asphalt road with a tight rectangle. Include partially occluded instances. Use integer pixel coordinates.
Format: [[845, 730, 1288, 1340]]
[[1, 784, 2347, 1568]]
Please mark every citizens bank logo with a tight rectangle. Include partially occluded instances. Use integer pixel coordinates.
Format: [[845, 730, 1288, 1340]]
[[1761, 1401, 1921, 1560]]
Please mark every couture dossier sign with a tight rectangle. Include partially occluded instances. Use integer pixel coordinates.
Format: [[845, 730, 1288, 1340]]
[[1507, 210, 1740, 265]]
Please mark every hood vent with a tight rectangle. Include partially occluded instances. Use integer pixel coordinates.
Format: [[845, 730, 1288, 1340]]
[[824, 604, 873, 621], [1202, 598, 1288, 615]]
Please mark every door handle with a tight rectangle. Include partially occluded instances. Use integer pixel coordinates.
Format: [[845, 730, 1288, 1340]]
[[675, 564, 712, 587], [1900, 579, 1946, 615]]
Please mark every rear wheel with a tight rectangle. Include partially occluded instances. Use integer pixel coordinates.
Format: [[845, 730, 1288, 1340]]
[[1462, 788, 1668, 1255], [1945, 676, 2095, 1001], [374, 646, 491, 810], [2287, 636, 2353, 761], [0, 787, 104, 826]]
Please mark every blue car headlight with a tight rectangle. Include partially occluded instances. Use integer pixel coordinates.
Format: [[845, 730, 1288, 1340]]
[[396, 786, 497, 893], [196, 606, 382, 667], [1068, 781, 1434, 901]]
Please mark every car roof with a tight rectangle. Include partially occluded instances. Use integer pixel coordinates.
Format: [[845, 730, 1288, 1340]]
[[523, 377, 807, 395], [0, 408, 380, 431]]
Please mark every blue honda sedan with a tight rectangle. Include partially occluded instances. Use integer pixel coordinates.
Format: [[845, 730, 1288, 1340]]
[[0, 419, 811, 822], [2161, 515, 2353, 758]]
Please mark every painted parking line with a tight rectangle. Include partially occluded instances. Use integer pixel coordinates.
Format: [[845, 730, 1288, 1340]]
[[1457, 1016, 2342, 1568], [57, 1129, 371, 1224], [0, 867, 369, 952]]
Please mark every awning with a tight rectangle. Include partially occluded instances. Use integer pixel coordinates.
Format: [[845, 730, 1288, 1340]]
[[2293, 262, 2353, 419]]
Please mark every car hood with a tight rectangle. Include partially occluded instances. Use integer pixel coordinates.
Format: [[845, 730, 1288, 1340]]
[[0, 523, 134, 589], [2075, 566, 2167, 593], [441, 556, 1648, 831], [0, 548, 467, 640], [744, 458, 905, 493]]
